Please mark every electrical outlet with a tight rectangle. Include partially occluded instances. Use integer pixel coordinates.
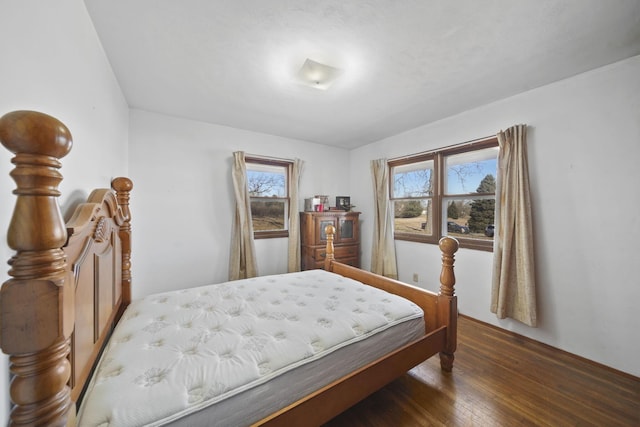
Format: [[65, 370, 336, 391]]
[[412, 273, 419, 282]]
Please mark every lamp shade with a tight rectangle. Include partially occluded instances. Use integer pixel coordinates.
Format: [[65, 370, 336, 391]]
[[296, 58, 342, 90]]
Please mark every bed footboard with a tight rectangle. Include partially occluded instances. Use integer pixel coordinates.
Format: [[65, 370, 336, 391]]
[[324, 223, 459, 371], [258, 226, 459, 426]]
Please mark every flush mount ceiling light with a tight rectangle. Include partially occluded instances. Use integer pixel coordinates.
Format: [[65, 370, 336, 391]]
[[296, 58, 342, 90]]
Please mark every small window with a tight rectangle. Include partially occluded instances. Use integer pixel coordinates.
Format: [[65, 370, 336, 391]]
[[246, 157, 290, 239], [391, 157, 435, 236], [390, 138, 498, 251]]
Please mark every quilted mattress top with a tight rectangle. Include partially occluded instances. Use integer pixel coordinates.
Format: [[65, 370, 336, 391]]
[[77, 269, 423, 426]]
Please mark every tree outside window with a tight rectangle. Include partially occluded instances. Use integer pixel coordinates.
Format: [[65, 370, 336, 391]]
[[391, 157, 434, 236], [390, 138, 498, 251], [246, 157, 290, 238]]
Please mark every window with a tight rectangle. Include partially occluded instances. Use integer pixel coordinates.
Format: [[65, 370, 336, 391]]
[[389, 138, 498, 251], [246, 157, 290, 239]]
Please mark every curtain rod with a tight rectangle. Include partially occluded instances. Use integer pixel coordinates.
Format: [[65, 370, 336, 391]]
[[388, 134, 496, 162], [245, 153, 295, 163]]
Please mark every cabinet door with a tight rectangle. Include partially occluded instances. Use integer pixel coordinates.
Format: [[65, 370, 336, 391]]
[[316, 217, 336, 243], [338, 215, 358, 243]]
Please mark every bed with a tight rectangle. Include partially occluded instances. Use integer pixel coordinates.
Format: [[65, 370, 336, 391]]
[[0, 110, 459, 427]]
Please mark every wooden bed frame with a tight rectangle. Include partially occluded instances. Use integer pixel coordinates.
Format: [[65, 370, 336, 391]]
[[0, 110, 459, 427]]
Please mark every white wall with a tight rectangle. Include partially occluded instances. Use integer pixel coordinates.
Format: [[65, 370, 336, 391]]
[[0, 0, 129, 423], [350, 55, 640, 377], [128, 109, 351, 298], [0, 4, 638, 424]]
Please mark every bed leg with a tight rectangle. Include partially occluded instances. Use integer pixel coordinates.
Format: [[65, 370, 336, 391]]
[[439, 351, 455, 372]]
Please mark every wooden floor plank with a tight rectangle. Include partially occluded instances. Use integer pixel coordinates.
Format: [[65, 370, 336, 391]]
[[324, 316, 639, 426]]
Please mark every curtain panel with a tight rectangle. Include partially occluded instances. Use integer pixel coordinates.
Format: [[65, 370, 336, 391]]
[[371, 159, 398, 279], [229, 151, 258, 280], [490, 125, 537, 327], [287, 158, 304, 272]]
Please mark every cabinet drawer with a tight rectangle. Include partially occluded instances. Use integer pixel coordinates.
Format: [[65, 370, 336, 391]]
[[313, 245, 358, 261]]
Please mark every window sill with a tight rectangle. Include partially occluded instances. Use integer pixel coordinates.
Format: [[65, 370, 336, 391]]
[[394, 233, 494, 252], [254, 230, 289, 239]]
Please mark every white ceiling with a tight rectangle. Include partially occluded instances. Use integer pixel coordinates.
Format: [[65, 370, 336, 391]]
[[85, 0, 640, 149]]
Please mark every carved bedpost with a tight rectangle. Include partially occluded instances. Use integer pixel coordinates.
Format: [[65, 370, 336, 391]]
[[437, 236, 459, 372], [323, 224, 336, 270], [112, 177, 133, 310], [0, 111, 74, 426]]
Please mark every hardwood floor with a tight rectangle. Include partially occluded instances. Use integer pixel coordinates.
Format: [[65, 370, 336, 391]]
[[324, 315, 639, 426]]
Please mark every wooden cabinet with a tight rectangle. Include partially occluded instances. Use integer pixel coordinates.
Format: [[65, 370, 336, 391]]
[[300, 211, 360, 270]]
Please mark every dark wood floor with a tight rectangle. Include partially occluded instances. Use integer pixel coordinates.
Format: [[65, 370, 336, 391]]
[[324, 316, 639, 426]]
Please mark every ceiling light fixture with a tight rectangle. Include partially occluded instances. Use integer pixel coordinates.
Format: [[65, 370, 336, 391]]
[[296, 58, 342, 90]]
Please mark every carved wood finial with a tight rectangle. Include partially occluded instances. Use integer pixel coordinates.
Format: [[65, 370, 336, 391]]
[[0, 110, 74, 426], [112, 177, 133, 309], [438, 236, 459, 297], [324, 224, 336, 270], [112, 176, 133, 193], [0, 110, 72, 160], [112, 177, 133, 227]]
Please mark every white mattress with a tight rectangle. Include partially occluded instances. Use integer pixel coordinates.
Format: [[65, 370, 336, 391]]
[[77, 270, 425, 427]]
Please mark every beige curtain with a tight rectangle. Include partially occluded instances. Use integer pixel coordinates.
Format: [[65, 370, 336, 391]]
[[491, 125, 537, 327], [229, 151, 258, 280], [287, 158, 304, 272], [371, 159, 398, 279]]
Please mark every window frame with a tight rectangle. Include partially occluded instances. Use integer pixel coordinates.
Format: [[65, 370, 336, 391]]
[[389, 137, 498, 251], [245, 156, 291, 239]]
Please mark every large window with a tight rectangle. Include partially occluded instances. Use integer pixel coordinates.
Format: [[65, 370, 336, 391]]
[[246, 157, 290, 239], [389, 138, 498, 251]]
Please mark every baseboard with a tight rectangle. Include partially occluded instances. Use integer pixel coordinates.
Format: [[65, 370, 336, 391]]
[[459, 313, 639, 382]]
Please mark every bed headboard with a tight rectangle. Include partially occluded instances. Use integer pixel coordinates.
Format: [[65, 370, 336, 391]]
[[0, 110, 132, 426], [65, 177, 132, 404]]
